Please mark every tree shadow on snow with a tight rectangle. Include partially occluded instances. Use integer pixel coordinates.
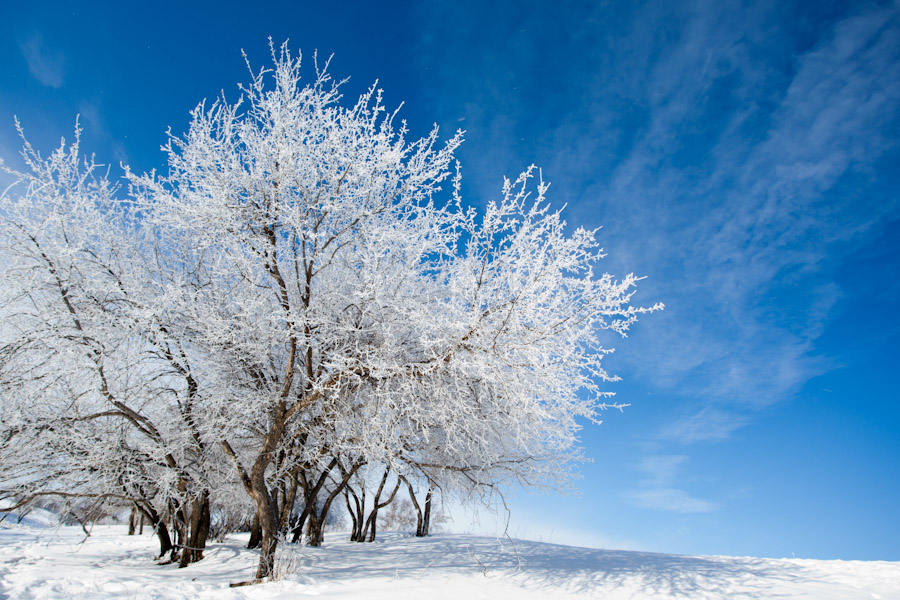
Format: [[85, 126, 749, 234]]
[[300, 532, 820, 598]]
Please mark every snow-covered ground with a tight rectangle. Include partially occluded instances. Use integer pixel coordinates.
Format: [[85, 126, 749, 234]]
[[1, 522, 897, 599]]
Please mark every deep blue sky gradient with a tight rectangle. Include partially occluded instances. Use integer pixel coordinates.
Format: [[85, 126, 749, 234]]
[[1, 0, 898, 560]]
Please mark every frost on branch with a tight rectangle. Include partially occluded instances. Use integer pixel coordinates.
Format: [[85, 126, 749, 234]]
[[0, 122, 218, 566], [1, 41, 661, 581]]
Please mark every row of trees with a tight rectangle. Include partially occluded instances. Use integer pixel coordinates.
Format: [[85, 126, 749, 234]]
[[0, 43, 660, 580]]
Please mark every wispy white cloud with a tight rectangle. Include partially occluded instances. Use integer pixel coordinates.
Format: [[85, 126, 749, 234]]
[[413, 0, 900, 445], [627, 488, 718, 514], [660, 405, 747, 444], [593, 2, 899, 442], [625, 455, 718, 513], [20, 34, 65, 88]]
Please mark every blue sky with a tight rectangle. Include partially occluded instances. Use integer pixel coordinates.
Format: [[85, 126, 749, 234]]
[[2, 0, 898, 561]]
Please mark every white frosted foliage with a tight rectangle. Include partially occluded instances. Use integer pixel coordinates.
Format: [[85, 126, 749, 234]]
[[0, 42, 661, 578]]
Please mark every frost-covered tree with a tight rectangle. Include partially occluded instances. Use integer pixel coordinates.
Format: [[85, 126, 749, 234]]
[[1, 41, 659, 583], [130, 42, 659, 581], [129, 44, 469, 579]]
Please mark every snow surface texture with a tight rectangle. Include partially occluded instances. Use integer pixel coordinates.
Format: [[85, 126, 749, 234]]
[[0, 524, 897, 599]]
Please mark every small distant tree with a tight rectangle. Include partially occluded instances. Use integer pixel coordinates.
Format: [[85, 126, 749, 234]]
[[398, 475, 439, 537], [378, 496, 417, 533]]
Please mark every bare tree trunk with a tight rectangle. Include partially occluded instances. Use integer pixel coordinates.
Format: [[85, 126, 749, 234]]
[[345, 484, 365, 542], [400, 476, 424, 537], [134, 502, 173, 558], [304, 460, 363, 546], [422, 487, 433, 537], [365, 510, 377, 542], [362, 467, 401, 543], [247, 512, 262, 549], [291, 468, 319, 545], [252, 490, 279, 580], [290, 508, 308, 545], [224, 409, 289, 580], [343, 490, 359, 541], [290, 458, 343, 544], [127, 505, 137, 536], [305, 511, 322, 546], [278, 469, 299, 535], [247, 212, 303, 582], [168, 497, 188, 562], [361, 468, 388, 542], [155, 521, 173, 558], [179, 489, 211, 567]]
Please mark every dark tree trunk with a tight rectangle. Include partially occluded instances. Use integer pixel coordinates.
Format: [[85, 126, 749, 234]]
[[247, 512, 262, 549], [179, 490, 211, 567], [362, 468, 389, 542], [218, 338, 294, 581], [168, 497, 188, 562], [278, 470, 299, 535], [251, 488, 280, 580], [356, 488, 365, 541], [346, 484, 365, 542], [127, 505, 137, 536], [422, 487, 433, 537], [362, 467, 400, 543], [155, 521, 174, 559], [291, 468, 318, 544], [365, 511, 377, 542], [305, 511, 323, 547], [135, 502, 173, 558], [290, 472, 316, 545], [304, 461, 361, 546], [290, 457, 351, 544], [400, 476, 425, 537], [343, 490, 359, 541], [290, 509, 308, 544]]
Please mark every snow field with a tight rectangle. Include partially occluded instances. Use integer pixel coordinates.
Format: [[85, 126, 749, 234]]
[[1, 524, 898, 599]]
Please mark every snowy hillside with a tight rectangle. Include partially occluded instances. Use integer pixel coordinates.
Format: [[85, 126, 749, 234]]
[[1, 524, 897, 599]]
